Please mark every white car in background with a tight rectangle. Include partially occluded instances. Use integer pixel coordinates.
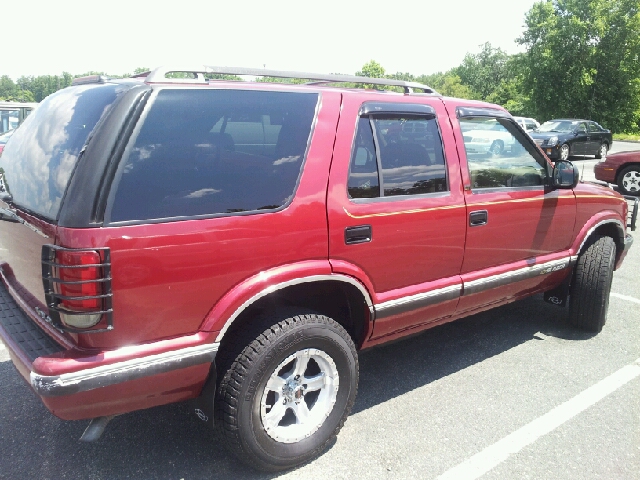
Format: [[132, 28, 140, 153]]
[[514, 116, 540, 133], [461, 119, 516, 155]]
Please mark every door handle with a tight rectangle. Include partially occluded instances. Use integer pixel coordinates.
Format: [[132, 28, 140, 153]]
[[469, 210, 488, 227], [345, 225, 372, 245]]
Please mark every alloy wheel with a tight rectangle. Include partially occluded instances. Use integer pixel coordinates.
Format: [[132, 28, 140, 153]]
[[260, 348, 339, 443], [622, 170, 640, 193]]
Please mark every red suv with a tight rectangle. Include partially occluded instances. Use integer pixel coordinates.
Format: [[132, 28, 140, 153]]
[[0, 67, 634, 472]]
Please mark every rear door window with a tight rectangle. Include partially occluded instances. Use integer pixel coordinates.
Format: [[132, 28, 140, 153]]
[[347, 114, 447, 199], [108, 89, 318, 223], [0, 84, 123, 220]]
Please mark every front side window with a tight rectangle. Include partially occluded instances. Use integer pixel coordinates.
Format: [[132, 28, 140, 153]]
[[347, 114, 447, 199], [109, 89, 318, 222], [460, 117, 546, 190], [588, 122, 604, 133]]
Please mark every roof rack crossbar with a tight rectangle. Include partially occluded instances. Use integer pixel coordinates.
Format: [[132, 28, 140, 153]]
[[71, 75, 108, 86], [144, 65, 438, 94]]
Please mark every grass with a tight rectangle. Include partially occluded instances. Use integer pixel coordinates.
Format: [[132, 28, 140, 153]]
[[613, 133, 640, 142]]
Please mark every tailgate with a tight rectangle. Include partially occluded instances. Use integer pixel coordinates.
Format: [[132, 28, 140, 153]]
[[0, 201, 68, 369], [0, 200, 54, 306]]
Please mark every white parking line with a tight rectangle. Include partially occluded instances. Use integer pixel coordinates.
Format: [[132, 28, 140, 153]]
[[611, 292, 640, 305], [437, 359, 640, 480]]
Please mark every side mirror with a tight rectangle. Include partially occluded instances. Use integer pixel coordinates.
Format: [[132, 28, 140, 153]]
[[551, 160, 579, 189]]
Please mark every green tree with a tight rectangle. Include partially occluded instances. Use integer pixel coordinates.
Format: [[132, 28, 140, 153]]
[[0, 76, 34, 102], [453, 42, 512, 100], [418, 72, 479, 99], [356, 60, 386, 79], [518, 0, 640, 132]]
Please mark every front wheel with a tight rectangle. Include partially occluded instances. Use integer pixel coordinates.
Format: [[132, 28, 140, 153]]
[[490, 140, 504, 155], [559, 143, 570, 161], [215, 313, 358, 472], [569, 236, 616, 332], [618, 165, 640, 195]]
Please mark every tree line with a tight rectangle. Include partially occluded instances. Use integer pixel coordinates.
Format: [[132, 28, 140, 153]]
[[1, 0, 638, 133]]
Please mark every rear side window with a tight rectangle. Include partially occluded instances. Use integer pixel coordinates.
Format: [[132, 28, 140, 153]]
[[348, 114, 447, 199], [0, 84, 122, 220], [108, 89, 318, 222]]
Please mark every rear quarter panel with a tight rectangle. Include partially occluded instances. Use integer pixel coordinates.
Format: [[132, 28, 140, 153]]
[[58, 90, 342, 350]]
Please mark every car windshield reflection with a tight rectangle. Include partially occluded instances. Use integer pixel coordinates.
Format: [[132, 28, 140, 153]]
[[537, 121, 577, 133]]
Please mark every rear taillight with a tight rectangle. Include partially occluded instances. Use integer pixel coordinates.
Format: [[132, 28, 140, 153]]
[[42, 245, 113, 332]]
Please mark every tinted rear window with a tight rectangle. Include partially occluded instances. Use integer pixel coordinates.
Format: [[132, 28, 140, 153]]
[[108, 89, 318, 223], [0, 84, 122, 220]]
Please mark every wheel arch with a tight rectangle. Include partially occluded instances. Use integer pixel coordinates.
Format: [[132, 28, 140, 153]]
[[615, 162, 640, 183], [212, 275, 374, 351], [573, 217, 625, 264]]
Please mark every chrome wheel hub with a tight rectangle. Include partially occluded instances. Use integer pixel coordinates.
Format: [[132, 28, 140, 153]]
[[622, 171, 640, 192], [600, 145, 607, 160], [260, 348, 339, 443]]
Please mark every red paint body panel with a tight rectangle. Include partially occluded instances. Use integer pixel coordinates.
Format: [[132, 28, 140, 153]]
[[201, 260, 333, 334], [31, 332, 212, 376], [461, 189, 576, 273], [42, 363, 210, 420], [56, 91, 342, 350], [327, 93, 466, 338], [0, 81, 633, 424], [457, 251, 572, 314], [572, 183, 627, 249], [593, 162, 617, 183], [594, 151, 640, 183]]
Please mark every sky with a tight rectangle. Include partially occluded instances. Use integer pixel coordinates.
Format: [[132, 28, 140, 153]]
[[3, 0, 539, 80]]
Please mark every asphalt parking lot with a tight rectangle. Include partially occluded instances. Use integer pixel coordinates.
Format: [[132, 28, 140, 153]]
[[1, 144, 638, 480]]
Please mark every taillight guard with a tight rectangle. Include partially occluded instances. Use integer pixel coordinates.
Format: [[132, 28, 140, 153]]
[[41, 245, 113, 333]]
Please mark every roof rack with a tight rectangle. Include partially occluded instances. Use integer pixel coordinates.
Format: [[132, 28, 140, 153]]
[[71, 75, 108, 86], [143, 66, 439, 94]]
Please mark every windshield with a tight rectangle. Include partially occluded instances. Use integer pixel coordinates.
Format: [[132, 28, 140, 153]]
[[0, 83, 124, 220], [537, 120, 578, 133]]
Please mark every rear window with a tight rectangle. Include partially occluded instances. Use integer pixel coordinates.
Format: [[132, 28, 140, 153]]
[[0, 84, 122, 220], [108, 89, 319, 223]]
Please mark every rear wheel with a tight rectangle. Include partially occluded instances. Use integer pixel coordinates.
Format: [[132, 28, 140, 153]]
[[569, 236, 616, 332], [595, 143, 608, 160], [215, 312, 358, 472], [618, 165, 640, 195]]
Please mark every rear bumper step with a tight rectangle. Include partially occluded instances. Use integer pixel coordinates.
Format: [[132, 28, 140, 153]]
[[0, 272, 218, 418], [31, 342, 218, 397]]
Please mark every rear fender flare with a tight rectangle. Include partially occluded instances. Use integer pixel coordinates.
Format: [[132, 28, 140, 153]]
[[200, 261, 374, 343]]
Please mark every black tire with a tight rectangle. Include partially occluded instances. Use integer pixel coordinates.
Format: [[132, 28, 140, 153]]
[[559, 143, 570, 161], [617, 165, 640, 196], [215, 312, 358, 472], [569, 236, 616, 332], [490, 140, 504, 155], [595, 142, 608, 160]]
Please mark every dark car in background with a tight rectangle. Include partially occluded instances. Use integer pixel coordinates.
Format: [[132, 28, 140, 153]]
[[595, 150, 640, 195], [530, 119, 612, 162]]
